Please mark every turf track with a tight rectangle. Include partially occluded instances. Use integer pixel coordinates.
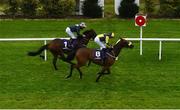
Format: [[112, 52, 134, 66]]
[[0, 19, 180, 108]]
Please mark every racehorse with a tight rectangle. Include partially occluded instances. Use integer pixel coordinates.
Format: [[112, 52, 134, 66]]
[[66, 38, 134, 82], [28, 29, 97, 70]]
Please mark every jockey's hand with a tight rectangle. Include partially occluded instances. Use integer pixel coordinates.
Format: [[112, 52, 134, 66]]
[[106, 43, 112, 48], [82, 35, 86, 37]]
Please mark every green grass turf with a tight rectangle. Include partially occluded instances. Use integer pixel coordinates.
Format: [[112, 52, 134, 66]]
[[0, 19, 180, 108]]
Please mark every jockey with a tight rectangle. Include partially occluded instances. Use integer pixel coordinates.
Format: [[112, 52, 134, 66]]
[[93, 32, 114, 63], [94, 32, 114, 49], [65, 22, 87, 47]]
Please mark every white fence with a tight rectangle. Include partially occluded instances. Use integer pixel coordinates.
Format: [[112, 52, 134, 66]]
[[0, 38, 180, 60]]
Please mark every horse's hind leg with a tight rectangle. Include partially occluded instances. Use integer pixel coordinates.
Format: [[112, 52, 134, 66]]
[[77, 68, 82, 79], [39, 54, 45, 60], [75, 61, 88, 79], [53, 55, 58, 70], [66, 64, 83, 79], [96, 73, 103, 82]]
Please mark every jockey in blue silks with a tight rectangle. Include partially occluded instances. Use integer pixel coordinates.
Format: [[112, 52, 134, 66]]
[[65, 22, 87, 48]]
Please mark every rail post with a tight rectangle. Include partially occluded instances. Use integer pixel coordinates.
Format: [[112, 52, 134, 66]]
[[140, 26, 143, 55], [159, 41, 162, 60], [44, 40, 47, 61]]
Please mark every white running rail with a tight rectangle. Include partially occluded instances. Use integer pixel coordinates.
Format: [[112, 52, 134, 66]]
[[0, 38, 68, 61], [125, 38, 180, 60], [0, 38, 179, 60]]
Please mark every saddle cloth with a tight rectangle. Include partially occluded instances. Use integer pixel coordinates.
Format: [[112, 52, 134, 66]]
[[62, 39, 76, 50], [93, 49, 106, 60]]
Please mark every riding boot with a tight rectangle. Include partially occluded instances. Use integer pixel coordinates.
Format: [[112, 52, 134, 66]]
[[66, 50, 76, 61], [102, 48, 107, 64], [73, 39, 78, 49], [70, 38, 76, 48]]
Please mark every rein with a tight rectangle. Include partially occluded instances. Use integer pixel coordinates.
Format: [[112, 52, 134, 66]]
[[106, 51, 118, 60]]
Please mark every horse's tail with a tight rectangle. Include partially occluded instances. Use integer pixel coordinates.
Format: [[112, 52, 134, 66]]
[[28, 44, 48, 56]]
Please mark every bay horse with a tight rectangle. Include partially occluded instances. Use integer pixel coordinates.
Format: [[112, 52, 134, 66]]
[[28, 29, 97, 70], [66, 38, 134, 82]]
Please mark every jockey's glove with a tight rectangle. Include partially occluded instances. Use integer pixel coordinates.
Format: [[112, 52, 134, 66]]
[[106, 43, 112, 48]]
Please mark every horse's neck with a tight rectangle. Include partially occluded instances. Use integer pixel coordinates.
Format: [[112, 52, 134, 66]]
[[81, 36, 90, 45], [113, 43, 123, 57]]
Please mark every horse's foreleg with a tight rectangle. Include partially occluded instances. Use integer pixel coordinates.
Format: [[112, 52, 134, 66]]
[[53, 56, 58, 70], [106, 68, 111, 74], [66, 64, 74, 79], [96, 67, 110, 82], [96, 68, 106, 82], [87, 60, 91, 67]]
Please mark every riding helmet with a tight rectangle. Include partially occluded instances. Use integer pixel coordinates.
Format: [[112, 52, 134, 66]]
[[107, 32, 115, 38], [79, 22, 87, 28]]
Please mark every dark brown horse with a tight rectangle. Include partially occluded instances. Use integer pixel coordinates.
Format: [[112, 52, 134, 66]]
[[28, 29, 97, 70], [66, 38, 134, 82]]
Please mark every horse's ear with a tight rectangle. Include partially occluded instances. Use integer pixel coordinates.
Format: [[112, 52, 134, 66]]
[[121, 38, 126, 41]]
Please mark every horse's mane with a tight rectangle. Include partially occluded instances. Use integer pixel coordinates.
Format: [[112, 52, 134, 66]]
[[83, 29, 96, 35]]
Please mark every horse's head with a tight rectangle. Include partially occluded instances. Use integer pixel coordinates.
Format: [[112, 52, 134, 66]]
[[115, 38, 134, 49], [113, 38, 134, 57], [83, 29, 97, 39]]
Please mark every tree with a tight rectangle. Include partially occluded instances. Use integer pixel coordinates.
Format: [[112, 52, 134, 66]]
[[7, 0, 19, 16], [118, 0, 139, 18], [159, 0, 180, 18], [20, 0, 38, 17], [40, 0, 75, 17], [144, 0, 154, 15], [82, 0, 102, 18]]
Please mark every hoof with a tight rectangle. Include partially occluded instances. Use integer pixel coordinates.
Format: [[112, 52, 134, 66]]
[[39, 55, 45, 59], [96, 79, 99, 82], [66, 75, 71, 79]]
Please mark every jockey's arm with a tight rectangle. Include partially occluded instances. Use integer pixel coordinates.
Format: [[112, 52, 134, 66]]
[[76, 29, 81, 36], [106, 36, 113, 48], [105, 36, 109, 44], [77, 26, 82, 36]]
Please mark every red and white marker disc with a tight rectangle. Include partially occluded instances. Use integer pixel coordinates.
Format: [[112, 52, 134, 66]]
[[135, 15, 146, 27]]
